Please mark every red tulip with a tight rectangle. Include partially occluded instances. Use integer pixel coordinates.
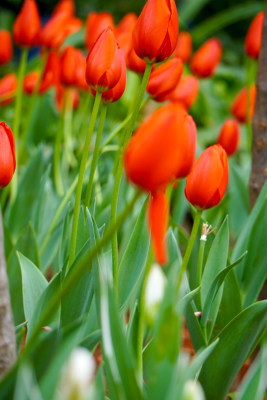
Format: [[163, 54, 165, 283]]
[[146, 58, 183, 102], [0, 73, 17, 106], [115, 13, 138, 58], [190, 38, 222, 78], [0, 30, 13, 65], [60, 46, 80, 86], [185, 144, 228, 209], [0, 122, 16, 188], [175, 31, 192, 63], [85, 12, 114, 50], [148, 191, 169, 265], [126, 46, 146, 75], [23, 71, 40, 95], [53, 0, 75, 17], [230, 85, 256, 123], [41, 14, 82, 49], [86, 28, 122, 92], [74, 51, 89, 91], [39, 51, 61, 93], [169, 75, 199, 110], [245, 12, 264, 59], [101, 50, 127, 103], [133, 0, 179, 63], [217, 119, 240, 156], [124, 103, 197, 194], [13, 0, 41, 48]]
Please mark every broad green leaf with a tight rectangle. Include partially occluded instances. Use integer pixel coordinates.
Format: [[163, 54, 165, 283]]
[[127, 301, 139, 359], [199, 301, 267, 400], [184, 301, 206, 352]]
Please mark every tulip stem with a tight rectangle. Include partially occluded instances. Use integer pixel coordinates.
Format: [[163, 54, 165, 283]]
[[10, 48, 28, 202], [54, 109, 65, 196], [196, 236, 206, 310], [176, 210, 202, 296], [64, 88, 76, 169], [76, 94, 94, 158], [68, 91, 102, 268], [84, 103, 107, 208], [137, 245, 153, 385], [111, 63, 152, 301]]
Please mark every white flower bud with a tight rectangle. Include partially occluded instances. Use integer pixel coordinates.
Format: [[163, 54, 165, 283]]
[[182, 380, 205, 400], [57, 347, 96, 400], [145, 263, 166, 325]]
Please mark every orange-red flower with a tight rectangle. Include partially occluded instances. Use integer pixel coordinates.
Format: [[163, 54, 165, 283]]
[[230, 85, 256, 123], [39, 51, 61, 93], [0, 73, 17, 106], [169, 75, 199, 110], [133, 0, 179, 63], [190, 38, 222, 78], [86, 28, 122, 93], [217, 119, 240, 156], [41, 14, 82, 49], [146, 58, 183, 102], [148, 191, 169, 265], [0, 30, 13, 65], [53, 0, 75, 17], [185, 144, 228, 209], [60, 46, 80, 87], [13, 0, 41, 48], [23, 71, 40, 95], [175, 31, 192, 63], [126, 46, 146, 75], [0, 122, 16, 188], [101, 50, 127, 103], [85, 11, 114, 50], [245, 11, 264, 59], [115, 13, 138, 58]]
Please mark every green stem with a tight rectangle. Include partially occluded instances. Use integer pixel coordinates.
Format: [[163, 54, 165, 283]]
[[84, 104, 107, 208], [68, 91, 102, 267], [176, 210, 202, 296], [111, 63, 152, 300], [64, 88, 76, 169], [137, 245, 154, 384], [10, 48, 28, 201], [53, 109, 64, 196], [196, 237, 206, 310], [76, 93, 94, 158]]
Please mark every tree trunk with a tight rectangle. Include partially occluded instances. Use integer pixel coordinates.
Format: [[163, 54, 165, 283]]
[[0, 211, 16, 379], [249, 1, 267, 207]]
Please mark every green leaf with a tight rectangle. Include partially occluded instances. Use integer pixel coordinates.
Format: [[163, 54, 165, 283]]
[[199, 301, 267, 400], [184, 301, 206, 352]]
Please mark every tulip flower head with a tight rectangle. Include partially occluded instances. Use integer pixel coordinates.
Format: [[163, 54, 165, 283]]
[[185, 144, 228, 210], [53, 0, 75, 18], [245, 12, 264, 59], [60, 46, 83, 87], [0, 30, 13, 65], [101, 50, 127, 103], [230, 85, 256, 123], [175, 31, 192, 63], [126, 46, 147, 75], [147, 57, 183, 102], [41, 14, 82, 49], [39, 51, 61, 94], [217, 119, 240, 156], [133, 0, 179, 63], [85, 11, 114, 50], [23, 71, 40, 95], [13, 0, 41, 48], [0, 122, 16, 188], [169, 75, 199, 110], [0, 73, 18, 106], [190, 38, 222, 78]]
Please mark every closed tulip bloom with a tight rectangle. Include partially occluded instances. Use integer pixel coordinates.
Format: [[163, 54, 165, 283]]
[[175, 31, 192, 63], [23, 71, 40, 95], [0, 122, 16, 188], [147, 58, 183, 102], [169, 75, 199, 110], [133, 0, 179, 63], [148, 191, 169, 265], [53, 0, 75, 18], [185, 144, 228, 210], [101, 50, 127, 103], [126, 46, 146, 75], [124, 103, 197, 194], [230, 85, 256, 123], [0, 30, 13, 65], [39, 51, 61, 93], [245, 12, 264, 59], [41, 14, 82, 49], [86, 28, 122, 92], [85, 12, 114, 50], [217, 119, 240, 156], [190, 38, 222, 78], [60, 46, 80, 86], [13, 0, 41, 48], [74, 51, 89, 91], [0, 73, 17, 106]]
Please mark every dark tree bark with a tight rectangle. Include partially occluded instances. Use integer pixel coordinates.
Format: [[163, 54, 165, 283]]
[[249, 1, 267, 207], [0, 212, 16, 379]]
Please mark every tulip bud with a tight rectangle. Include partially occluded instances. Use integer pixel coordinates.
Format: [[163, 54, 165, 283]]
[[53, 0, 75, 18], [230, 85, 256, 123], [41, 14, 82, 49], [0, 122, 16, 188], [146, 58, 183, 102], [217, 119, 240, 156], [182, 380, 205, 400], [169, 75, 199, 110], [175, 31, 192, 63], [133, 0, 179, 63], [145, 263, 167, 324], [185, 144, 228, 210], [60, 46, 86, 88], [0, 30, 13, 66], [101, 50, 127, 103], [86, 28, 122, 93], [13, 0, 41, 48], [23, 71, 40, 95], [0, 73, 17, 106], [85, 11, 114, 50], [126, 46, 147, 75], [39, 51, 61, 94], [190, 38, 222, 78], [245, 12, 264, 59], [57, 347, 96, 400]]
